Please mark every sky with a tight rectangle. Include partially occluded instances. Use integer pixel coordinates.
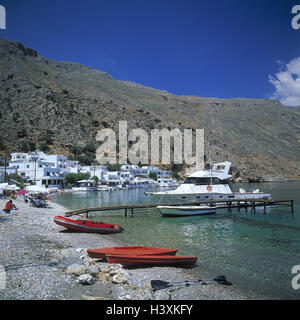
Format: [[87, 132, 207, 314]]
[[1, 0, 300, 106]]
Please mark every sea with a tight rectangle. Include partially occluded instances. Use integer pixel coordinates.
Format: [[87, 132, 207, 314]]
[[51, 181, 300, 299]]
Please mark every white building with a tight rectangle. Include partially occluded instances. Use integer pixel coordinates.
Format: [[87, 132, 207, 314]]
[[65, 160, 81, 173], [139, 165, 171, 178], [120, 164, 141, 175], [80, 165, 108, 180], [9, 153, 64, 188], [8, 151, 177, 190], [35, 151, 68, 170], [157, 178, 179, 187], [10, 153, 28, 162], [0, 166, 18, 183], [102, 170, 134, 185]]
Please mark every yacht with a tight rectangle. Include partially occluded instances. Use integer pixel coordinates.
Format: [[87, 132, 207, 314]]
[[150, 162, 271, 202]]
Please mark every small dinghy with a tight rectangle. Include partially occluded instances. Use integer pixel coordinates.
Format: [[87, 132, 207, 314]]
[[106, 254, 197, 267], [157, 205, 216, 217], [87, 246, 178, 259], [54, 216, 123, 234]]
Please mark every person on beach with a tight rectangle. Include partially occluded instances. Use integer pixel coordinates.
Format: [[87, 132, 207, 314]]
[[3, 200, 18, 214]]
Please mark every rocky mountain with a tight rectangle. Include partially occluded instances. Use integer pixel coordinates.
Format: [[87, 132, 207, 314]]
[[0, 37, 300, 182]]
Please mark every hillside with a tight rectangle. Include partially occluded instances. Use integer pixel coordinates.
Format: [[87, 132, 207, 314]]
[[0, 38, 300, 182]]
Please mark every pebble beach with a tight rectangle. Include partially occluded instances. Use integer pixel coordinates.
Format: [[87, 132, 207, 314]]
[[0, 196, 251, 300]]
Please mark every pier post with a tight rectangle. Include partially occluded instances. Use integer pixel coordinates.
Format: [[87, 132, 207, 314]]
[[291, 200, 294, 216], [250, 201, 256, 213], [264, 202, 267, 214], [227, 201, 232, 212], [131, 208, 134, 217], [124, 208, 127, 218]]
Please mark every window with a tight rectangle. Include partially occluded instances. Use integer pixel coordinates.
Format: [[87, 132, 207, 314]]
[[183, 177, 227, 185]]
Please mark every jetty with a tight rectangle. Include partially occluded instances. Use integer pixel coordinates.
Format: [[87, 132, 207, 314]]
[[64, 198, 295, 218]]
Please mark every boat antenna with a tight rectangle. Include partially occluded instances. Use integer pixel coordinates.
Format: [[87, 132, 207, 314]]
[[210, 161, 212, 187], [209, 156, 213, 202]]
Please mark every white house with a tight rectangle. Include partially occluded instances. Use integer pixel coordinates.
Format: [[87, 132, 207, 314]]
[[119, 171, 134, 183], [8, 151, 177, 190], [120, 164, 141, 175], [102, 171, 133, 185], [80, 165, 108, 180], [65, 160, 81, 173], [103, 171, 121, 183], [35, 151, 68, 169], [11, 153, 28, 162], [0, 166, 18, 183], [9, 155, 64, 188]]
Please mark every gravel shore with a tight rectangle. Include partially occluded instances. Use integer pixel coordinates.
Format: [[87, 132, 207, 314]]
[[0, 196, 250, 300]]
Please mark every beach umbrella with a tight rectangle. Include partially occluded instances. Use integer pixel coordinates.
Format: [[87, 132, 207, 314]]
[[4, 184, 20, 191], [17, 189, 29, 195], [25, 185, 48, 193]]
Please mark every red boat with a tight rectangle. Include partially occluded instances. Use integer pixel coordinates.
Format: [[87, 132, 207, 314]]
[[87, 246, 178, 259], [54, 216, 123, 234], [106, 254, 197, 267]]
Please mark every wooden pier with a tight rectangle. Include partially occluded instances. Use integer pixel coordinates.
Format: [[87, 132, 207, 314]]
[[64, 198, 295, 218]]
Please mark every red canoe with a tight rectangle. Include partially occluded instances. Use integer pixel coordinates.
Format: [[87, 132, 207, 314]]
[[87, 246, 178, 259], [54, 216, 123, 234], [106, 254, 197, 267]]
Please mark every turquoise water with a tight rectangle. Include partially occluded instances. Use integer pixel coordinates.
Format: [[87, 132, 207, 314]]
[[52, 181, 300, 299]]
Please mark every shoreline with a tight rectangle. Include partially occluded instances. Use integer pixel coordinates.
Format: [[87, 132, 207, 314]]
[[0, 196, 252, 300]]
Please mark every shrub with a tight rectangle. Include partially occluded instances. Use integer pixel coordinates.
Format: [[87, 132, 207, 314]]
[[76, 154, 95, 166], [42, 133, 53, 145], [18, 140, 36, 152], [17, 129, 27, 138], [39, 142, 49, 152], [149, 172, 158, 181], [82, 143, 96, 153], [69, 145, 82, 157], [64, 172, 91, 185]]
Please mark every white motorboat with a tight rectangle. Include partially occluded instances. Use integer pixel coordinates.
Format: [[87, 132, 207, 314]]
[[150, 162, 271, 202], [157, 205, 216, 217]]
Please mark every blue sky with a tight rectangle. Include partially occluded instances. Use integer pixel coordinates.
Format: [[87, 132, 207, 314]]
[[1, 0, 300, 105]]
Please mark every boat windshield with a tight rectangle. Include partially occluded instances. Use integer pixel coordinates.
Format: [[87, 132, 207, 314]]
[[183, 177, 228, 185]]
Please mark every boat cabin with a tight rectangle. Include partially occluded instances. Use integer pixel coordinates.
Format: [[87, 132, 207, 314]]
[[183, 177, 230, 185]]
